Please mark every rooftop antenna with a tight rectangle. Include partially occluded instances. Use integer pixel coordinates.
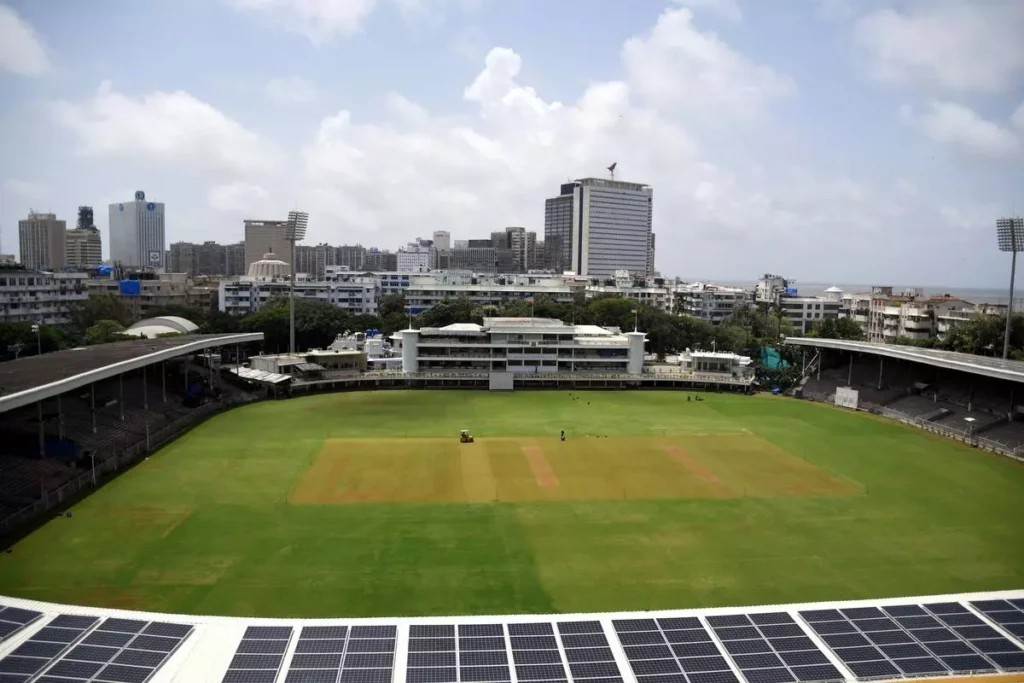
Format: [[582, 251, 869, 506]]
[[607, 162, 617, 180]]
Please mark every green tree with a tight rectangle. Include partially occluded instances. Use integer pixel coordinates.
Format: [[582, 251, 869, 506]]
[[0, 322, 67, 359], [807, 317, 866, 340], [417, 296, 482, 328], [70, 293, 133, 332], [85, 319, 129, 345]]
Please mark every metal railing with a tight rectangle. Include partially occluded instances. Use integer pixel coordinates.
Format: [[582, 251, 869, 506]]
[[0, 394, 262, 537]]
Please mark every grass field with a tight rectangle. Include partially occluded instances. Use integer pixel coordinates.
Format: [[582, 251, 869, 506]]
[[0, 390, 1021, 618]]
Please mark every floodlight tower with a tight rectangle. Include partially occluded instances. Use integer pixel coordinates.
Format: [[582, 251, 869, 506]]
[[285, 210, 309, 355], [996, 217, 1024, 359]]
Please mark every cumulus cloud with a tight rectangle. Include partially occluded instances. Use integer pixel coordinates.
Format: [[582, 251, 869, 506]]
[[0, 4, 49, 76], [676, 0, 742, 22], [208, 182, 273, 213], [227, 0, 378, 44], [266, 76, 319, 104], [50, 81, 282, 179], [853, 1, 1024, 93], [622, 7, 796, 116], [908, 101, 1022, 162]]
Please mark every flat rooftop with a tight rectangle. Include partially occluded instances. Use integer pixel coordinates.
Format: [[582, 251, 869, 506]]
[[0, 333, 263, 414]]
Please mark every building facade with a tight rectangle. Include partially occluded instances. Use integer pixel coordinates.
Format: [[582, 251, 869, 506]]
[[225, 242, 246, 276], [544, 178, 653, 277], [403, 273, 574, 313], [675, 282, 748, 323], [432, 231, 451, 251], [647, 232, 656, 276], [0, 268, 87, 324], [393, 317, 646, 375], [337, 245, 366, 271], [18, 212, 66, 271], [780, 295, 841, 334], [65, 228, 102, 268], [220, 275, 379, 317], [397, 245, 431, 273], [585, 271, 673, 312], [244, 219, 289, 271], [108, 191, 165, 268]]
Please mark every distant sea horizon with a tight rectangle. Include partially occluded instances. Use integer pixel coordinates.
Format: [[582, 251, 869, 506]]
[[704, 280, 1023, 310]]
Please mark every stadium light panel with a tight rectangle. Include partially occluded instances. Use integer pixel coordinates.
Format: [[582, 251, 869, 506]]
[[285, 210, 309, 242], [996, 217, 1024, 252]]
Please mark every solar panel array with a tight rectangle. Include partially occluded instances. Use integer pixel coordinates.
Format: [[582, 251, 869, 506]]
[[222, 626, 294, 683], [284, 624, 397, 683], [27, 616, 193, 683], [613, 617, 738, 683], [0, 613, 99, 682], [971, 598, 1024, 641], [0, 605, 42, 643], [707, 612, 842, 683], [800, 602, 1024, 679], [556, 620, 622, 683]]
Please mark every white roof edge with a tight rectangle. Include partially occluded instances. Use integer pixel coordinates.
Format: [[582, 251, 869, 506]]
[[785, 337, 1024, 384], [0, 333, 264, 413], [0, 587, 1019, 628]]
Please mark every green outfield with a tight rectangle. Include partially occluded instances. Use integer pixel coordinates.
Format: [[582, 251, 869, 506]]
[[0, 390, 1021, 618]]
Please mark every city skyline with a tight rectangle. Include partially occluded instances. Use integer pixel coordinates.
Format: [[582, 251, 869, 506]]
[[0, 0, 1021, 287]]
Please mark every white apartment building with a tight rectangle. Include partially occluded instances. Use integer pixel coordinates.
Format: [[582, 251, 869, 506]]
[[220, 254, 379, 316], [404, 273, 574, 313], [839, 285, 1000, 343], [755, 273, 791, 304], [0, 269, 88, 325], [396, 245, 431, 273], [585, 270, 673, 312], [779, 295, 841, 334], [108, 191, 165, 268], [674, 282, 748, 323], [393, 317, 646, 374]]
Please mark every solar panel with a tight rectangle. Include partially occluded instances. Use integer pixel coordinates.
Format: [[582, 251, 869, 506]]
[[0, 604, 44, 646], [614, 615, 735, 683], [10, 616, 193, 683], [222, 626, 294, 683], [557, 622, 622, 683], [408, 625, 510, 683], [800, 602, 1024, 678], [0, 614, 98, 681], [285, 624, 396, 683], [705, 612, 841, 683]]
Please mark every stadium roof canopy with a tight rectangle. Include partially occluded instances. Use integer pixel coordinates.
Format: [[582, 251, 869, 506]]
[[0, 333, 263, 414], [785, 337, 1024, 384]]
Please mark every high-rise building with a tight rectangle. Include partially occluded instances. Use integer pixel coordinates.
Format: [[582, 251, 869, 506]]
[[397, 244, 431, 273], [432, 231, 451, 252], [169, 241, 198, 275], [504, 227, 528, 272], [490, 231, 509, 249], [364, 249, 397, 271], [531, 240, 545, 272], [225, 242, 246, 276], [65, 206, 103, 267], [449, 247, 515, 273], [198, 241, 226, 275], [18, 211, 66, 270], [543, 177, 653, 277], [338, 245, 366, 271], [109, 190, 166, 268], [647, 232, 656, 276], [244, 219, 289, 271]]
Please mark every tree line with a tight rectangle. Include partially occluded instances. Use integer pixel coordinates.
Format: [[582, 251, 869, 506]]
[[4, 291, 1022, 368]]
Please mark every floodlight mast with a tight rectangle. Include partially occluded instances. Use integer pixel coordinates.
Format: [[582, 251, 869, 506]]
[[996, 217, 1024, 360], [285, 210, 309, 355]]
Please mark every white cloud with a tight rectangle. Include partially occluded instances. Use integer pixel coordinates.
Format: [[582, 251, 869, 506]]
[[51, 81, 282, 179], [266, 76, 319, 104], [675, 0, 742, 22], [854, 1, 1024, 93], [911, 101, 1022, 162], [208, 182, 272, 213], [0, 4, 49, 76], [1013, 102, 1024, 131], [227, 0, 378, 44], [622, 7, 796, 116], [2, 178, 47, 202]]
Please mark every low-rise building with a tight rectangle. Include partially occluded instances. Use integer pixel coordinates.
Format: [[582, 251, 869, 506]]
[[0, 268, 88, 325], [840, 285, 1003, 343], [678, 350, 754, 380], [404, 273, 574, 313], [674, 282, 748, 323], [585, 270, 673, 312], [779, 295, 841, 334], [392, 317, 646, 374], [87, 272, 195, 319]]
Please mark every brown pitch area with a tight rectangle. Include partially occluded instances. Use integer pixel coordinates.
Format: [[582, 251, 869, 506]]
[[288, 435, 861, 504]]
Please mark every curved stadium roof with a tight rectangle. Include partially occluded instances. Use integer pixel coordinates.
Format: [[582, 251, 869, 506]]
[[123, 316, 201, 339]]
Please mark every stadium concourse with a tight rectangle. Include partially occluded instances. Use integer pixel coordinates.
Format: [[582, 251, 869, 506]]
[[0, 590, 1020, 682], [0, 333, 264, 536], [785, 338, 1024, 459]]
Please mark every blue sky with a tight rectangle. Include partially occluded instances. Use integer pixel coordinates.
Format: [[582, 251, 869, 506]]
[[0, 0, 1021, 287]]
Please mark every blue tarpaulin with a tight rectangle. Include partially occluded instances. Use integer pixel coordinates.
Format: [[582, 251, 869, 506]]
[[119, 279, 141, 296]]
